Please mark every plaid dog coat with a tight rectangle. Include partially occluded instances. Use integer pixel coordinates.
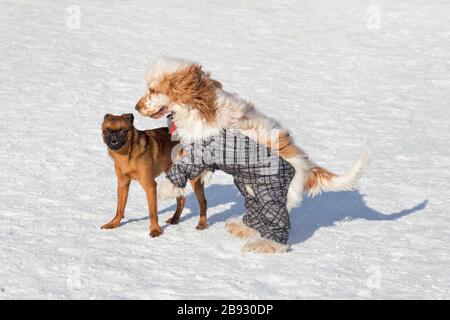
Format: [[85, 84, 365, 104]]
[[166, 128, 295, 244]]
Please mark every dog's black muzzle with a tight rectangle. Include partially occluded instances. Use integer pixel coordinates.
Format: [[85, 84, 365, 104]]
[[105, 133, 127, 150]]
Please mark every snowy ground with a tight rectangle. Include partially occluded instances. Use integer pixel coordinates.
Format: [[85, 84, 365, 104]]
[[0, 0, 449, 299]]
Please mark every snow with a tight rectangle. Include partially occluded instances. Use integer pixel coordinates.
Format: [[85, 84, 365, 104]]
[[0, 0, 449, 299]]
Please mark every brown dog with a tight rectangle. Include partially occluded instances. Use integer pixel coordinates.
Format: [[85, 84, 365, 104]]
[[101, 113, 208, 237]]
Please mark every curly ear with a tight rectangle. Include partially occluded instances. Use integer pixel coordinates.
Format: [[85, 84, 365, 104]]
[[122, 113, 134, 125], [192, 70, 221, 123], [158, 64, 202, 101], [157, 65, 220, 123], [104, 113, 114, 121]]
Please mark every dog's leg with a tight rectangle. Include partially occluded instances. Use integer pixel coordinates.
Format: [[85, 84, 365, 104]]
[[190, 176, 208, 230], [242, 237, 289, 254], [166, 196, 185, 225], [101, 174, 131, 229], [142, 178, 161, 237], [225, 218, 258, 239]]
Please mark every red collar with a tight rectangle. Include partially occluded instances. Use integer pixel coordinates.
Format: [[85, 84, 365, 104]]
[[167, 113, 176, 135], [169, 121, 177, 135]]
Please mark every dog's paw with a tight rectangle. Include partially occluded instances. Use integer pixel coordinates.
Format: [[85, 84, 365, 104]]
[[242, 239, 288, 254], [149, 227, 162, 237], [196, 222, 208, 230], [225, 218, 257, 239], [166, 217, 180, 225], [101, 220, 121, 229]]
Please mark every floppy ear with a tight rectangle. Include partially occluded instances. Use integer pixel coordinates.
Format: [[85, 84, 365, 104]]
[[158, 64, 220, 123], [104, 113, 114, 121], [122, 113, 134, 125], [158, 64, 203, 100], [191, 70, 221, 123]]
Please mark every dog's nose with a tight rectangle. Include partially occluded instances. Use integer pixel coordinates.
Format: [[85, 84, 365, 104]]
[[135, 104, 139, 111]]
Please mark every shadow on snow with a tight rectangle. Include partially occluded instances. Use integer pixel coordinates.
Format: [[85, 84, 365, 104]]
[[121, 183, 427, 245]]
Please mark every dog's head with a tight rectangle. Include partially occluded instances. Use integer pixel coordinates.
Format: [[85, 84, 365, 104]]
[[135, 57, 222, 123], [102, 113, 134, 151]]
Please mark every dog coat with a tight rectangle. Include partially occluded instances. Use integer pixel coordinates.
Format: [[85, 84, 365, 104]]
[[166, 129, 295, 244]]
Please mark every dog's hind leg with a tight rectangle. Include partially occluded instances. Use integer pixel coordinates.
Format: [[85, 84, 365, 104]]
[[166, 196, 186, 225], [242, 237, 288, 254], [225, 218, 258, 239], [142, 179, 161, 237], [226, 182, 259, 239], [190, 176, 208, 230]]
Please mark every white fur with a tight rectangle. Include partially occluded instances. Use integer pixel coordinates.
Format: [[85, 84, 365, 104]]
[[148, 93, 170, 109], [171, 104, 224, 144], [157, 179, 185, 201], [225, 218, 259, 239], [225, 218, 288, 253], [200, 170, 213, 186], [285, 156, 310, 211], [307, 144, 372, 197], [242, 236, 289, 253], [146, 56, 194, 89], [136, 93, 172, 118]]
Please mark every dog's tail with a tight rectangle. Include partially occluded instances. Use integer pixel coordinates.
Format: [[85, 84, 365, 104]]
[[304, 144, 372, 197]]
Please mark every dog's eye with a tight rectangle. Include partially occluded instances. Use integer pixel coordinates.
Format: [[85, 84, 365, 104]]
[[102, 130, 108, 134], [120, 129, 128, 134]]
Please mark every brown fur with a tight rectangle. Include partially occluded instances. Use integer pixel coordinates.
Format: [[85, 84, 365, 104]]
[[261, 131, 303, 159], [101, 113, 208, 236], [303, 166, 336, 191], [135, 95, 150, 113], [258, 131, 337, 193], [155, 64, 222, 123], [276, 132, 302, 159]]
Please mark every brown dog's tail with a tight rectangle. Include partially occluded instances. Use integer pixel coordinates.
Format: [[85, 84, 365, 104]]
[[304, 145, 372, 197]]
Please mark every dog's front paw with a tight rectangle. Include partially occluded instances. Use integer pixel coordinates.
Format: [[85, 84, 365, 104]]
[[196, 222, 208, 230], [149, 227, 162, 237], [225, 218, 257, 239], [242, 239, 288, 254], [166, 217, 180, 225], [101, 219, 121, 229]]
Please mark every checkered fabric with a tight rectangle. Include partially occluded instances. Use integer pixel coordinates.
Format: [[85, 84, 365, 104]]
[[167, 129, 295, 244]]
